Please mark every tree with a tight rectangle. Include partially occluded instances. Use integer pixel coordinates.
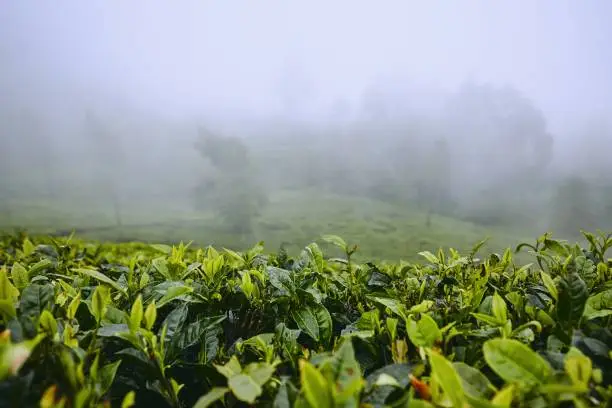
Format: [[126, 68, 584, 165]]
[[193, 127, 267, 239], [415, 138, 453, 226], [445, 81, 554, 186], [443, 81, 555, 227], [567, 117, 611, 180], [11, 110, 57, 200], [84, 110, 124, 228], [550, 176, 597, 237]]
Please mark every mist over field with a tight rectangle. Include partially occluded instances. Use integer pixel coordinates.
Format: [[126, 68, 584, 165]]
[[1, 1, 611, 259]]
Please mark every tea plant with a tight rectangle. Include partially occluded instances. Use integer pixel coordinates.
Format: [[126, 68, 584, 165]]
[[0, 230, 610, 407]]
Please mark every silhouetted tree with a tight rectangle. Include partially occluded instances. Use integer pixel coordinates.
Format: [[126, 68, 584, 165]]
[[551, 176, 596, 236], [193, 127, 267, 239], [415, 138, 453, 226], [445, 81, 554, 184], [84, 110, 124, 228]]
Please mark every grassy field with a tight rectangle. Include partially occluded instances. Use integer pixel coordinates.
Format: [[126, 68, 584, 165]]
[[0, 188, 543, 262]]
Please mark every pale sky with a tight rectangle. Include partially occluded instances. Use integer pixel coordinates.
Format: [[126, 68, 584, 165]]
[[2, 1, 611, 131]]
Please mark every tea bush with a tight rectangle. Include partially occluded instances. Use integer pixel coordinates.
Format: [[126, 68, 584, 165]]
[[0, 230, 611, 407]]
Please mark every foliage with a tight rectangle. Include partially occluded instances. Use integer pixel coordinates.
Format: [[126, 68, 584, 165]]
[[0, 230, 611, 407]]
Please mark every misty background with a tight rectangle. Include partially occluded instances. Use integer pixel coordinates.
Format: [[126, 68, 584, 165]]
[[1, 1, 611, 260]]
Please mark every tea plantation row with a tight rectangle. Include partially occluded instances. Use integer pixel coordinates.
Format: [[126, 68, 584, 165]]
[[0, 231, 611, 407]]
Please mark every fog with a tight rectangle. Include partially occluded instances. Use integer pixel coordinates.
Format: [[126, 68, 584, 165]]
[[1, 1, 611, 258]]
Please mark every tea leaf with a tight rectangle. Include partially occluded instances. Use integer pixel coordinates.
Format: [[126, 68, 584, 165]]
[[91, 285, 111, 324], [19, 284, 54, 318], [321, 235, 347, 252], [406, 313, 441, 347], [152, 257, 172, 280], [229, 374, 262, 403], [575, 256, 597, 287], [564, 354, 592, 388], [418, 251, 440, 264], [328, 340, 362, 401], [156, 285, 193, 308], [215, 356, 242, 379], [193, 387, 229, 408], [129, 295, 144, 331], [273, 379, 298, 408], [67, 292, 81, 320], [22, 238, 36, 257], [491, 291, 508, 324], [428, 349, 465, 407], [543, 238, 569, 257], [540, 271, 558, 301], [0, 268, 19, 301], [491, 384, 516, 406], [556, 270, 588, 331], [121, 391, 136, 408], [244, 362, 276, 387], [0, 300, 16, 319], [582, 288, 612, 320], [483, 338, 552, 386], [38, 310, 58, 337], [143, 301, 157, 330], [74, 268, 126, 295], [292, 306, 319, 342], [312, 304, 333, 345], [99, 360, 122, 394], [306, 243, 324, 274], [11, 262, 29, 289], [299, 359, 332, 408], [453, 362, 497, 399], [267, 267, 295, 295]]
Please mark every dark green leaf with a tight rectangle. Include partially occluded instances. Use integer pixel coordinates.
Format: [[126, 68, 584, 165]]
[[180, 315, 225, 349], [328, 340, 362, 398], [453, 362, 497, 399], [367, 269, 391, 288], [312, 304, 333, 345], [74, 268, 126, 294], [273, 378, 298, 408], [291, 306, 319, 342], [160, 303, 189, 339], [99, 360, 122, 394], [19, 284, 54, 318], [306, 243, 324, 274], [543, 239, 570, 257], [556, 271, 588, 331], [574, 256, 597, 288], [267, 267, 295, 295]]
